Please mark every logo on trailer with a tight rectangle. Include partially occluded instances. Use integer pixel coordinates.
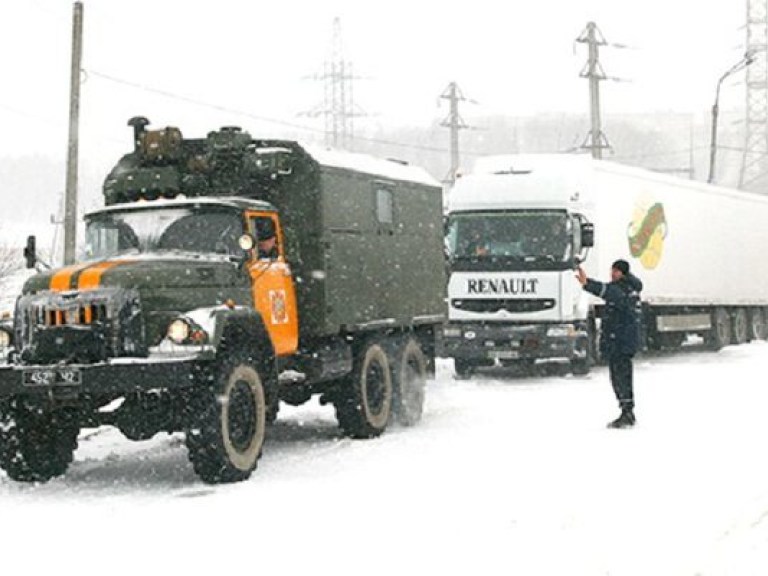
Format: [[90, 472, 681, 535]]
[[627, 199, 667, 270]]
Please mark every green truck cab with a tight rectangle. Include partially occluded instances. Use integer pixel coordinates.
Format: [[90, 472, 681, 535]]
[[0, 118, 446, 484]]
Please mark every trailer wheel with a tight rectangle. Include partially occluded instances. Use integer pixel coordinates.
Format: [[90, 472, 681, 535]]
[[731, 308, 749, 345], [707, 308, 732, 351], [392, 338, 427, 426], [753, 309, 768, 341], [334, 342, 393, 438], [571, 358, 590, 376], [0, 399, 79, 483], [185, 353, 267, 484]]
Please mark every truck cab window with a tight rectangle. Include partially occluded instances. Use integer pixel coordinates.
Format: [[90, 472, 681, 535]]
[[85, 207, 244, 260], [376, 188, 394, 225], [447, 210, 571, 265]]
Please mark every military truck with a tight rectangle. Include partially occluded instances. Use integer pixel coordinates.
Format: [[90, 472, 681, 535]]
[[0, 117, 445, 484]]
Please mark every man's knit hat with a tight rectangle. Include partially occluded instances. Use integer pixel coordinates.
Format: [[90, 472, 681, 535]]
[[612, 259, 630, 275]]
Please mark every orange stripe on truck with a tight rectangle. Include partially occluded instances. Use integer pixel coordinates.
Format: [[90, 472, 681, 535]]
[[77, 261, 126, 291], [50, 264, 90, 292]]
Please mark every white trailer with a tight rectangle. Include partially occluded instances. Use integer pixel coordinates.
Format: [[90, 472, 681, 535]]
[[441, 154, 768, 377]]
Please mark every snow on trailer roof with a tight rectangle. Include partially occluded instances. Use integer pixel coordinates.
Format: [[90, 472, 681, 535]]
[[301, 144, 441, 188]]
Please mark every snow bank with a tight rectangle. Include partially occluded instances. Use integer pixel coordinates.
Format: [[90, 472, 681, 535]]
[[0, 344, 767, 576]]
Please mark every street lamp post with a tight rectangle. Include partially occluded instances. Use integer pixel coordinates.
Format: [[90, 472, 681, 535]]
[[708, 52, 756, 184]]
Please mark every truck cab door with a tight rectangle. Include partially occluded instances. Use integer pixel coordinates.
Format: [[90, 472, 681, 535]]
[[245, 211, 299, 357]]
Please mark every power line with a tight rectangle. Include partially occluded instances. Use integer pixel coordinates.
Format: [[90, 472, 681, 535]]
[[85, 69, 494, 157]]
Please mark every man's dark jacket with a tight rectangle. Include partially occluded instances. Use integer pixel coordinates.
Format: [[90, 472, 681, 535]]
[[584, 273, 644, 357]]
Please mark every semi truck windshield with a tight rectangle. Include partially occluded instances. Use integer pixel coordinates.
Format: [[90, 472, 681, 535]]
[[447, 211, 571, 262]]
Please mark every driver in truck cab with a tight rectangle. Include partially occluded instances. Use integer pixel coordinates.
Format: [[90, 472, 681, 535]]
[[255, 217, 278, 259]]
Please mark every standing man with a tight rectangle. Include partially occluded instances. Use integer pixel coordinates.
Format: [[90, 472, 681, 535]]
[[576, 259, 643, 428]]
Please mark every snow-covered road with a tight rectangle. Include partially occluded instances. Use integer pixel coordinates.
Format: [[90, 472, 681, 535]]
[[1, 344, 768, 576]]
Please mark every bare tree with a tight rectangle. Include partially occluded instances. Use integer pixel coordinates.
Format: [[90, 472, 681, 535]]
[[0, 244, 22, 280]]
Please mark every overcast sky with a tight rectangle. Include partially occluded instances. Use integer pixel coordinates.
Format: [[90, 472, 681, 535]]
[[0, 0, 746, 170]]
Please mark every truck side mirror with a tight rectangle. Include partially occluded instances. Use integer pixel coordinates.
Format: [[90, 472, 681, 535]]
[[581, 223, 595, 248], [23, 236, 37, 269]]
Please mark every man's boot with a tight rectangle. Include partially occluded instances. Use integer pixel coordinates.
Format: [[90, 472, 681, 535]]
[[607, 408, 635, 429]]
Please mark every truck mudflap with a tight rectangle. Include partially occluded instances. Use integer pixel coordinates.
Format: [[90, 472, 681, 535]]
[[0, 356, 205, 400], [439, 322, 589, 362]]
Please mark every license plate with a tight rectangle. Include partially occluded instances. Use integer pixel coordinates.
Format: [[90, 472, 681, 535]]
[[23, 368, 82, 387], [489, 350, 519, 360]]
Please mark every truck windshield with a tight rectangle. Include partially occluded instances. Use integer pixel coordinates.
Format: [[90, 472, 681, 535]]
[[84, 206, 244, 260], [446, 210, 572, 262]]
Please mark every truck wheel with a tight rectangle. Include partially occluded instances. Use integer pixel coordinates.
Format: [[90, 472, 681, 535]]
[[185, 354, 267, 484], [752, 308, 768, 341], [707, 308, 731, 351], [392, 338, 427, 426], [453, 359, 475, 380], [0, 399, 79, 483], [732, 308, 749, 345], [571, 358, 590, 376], [334, 342, 393, 438]]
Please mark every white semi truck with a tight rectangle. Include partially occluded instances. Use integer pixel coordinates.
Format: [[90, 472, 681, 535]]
[[441, 154, 768, 377]]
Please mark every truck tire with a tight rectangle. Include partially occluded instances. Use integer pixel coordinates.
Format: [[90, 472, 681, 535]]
[[707, 307, 731, 351], [752, 308, 768, 341], [0, 399, 79, 483], [732, 308, 749, 345], [185, 353, 267, 484], [453, 359, 476, 380], [392, 338, 427, 426], [334, 342, 393, 438], [571, 357, 590, 376]]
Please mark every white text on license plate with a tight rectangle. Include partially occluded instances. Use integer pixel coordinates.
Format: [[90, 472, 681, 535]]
[[23, 368, 82, 387]]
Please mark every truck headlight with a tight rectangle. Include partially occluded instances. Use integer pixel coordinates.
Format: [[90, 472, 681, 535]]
[[167, 318, 208, 345], [167, 319, 191, 344], [546, 325, 575, 338]]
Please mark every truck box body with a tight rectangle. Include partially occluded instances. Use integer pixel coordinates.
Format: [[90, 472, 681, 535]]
[[103, 136, 446, 341], [582, 161, 768, 307], [298, 151, 446, 337]]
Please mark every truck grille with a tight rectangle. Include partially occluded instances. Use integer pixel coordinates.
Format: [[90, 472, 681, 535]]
[[451, 298, 556, 314], [14, 288, 146, 364], [29, 303, 109, 327]]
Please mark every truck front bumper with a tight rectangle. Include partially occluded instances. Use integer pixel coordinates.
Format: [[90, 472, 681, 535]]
[[0, 352, 210, 400], [438, 321, 589, 363]]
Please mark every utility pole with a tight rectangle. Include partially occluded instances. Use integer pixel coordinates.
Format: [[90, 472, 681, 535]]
[[440, 82, 473, 187], [301, 17, 366, 149], [708, 52, 755, 184], [577, 22, 611, 159], [740, 0, 768, 192], [64, 1, 83, 265]]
